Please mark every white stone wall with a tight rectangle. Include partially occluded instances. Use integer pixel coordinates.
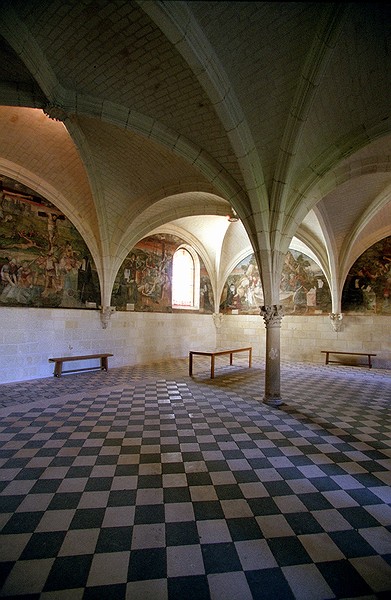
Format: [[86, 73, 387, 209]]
[[0, 309, 389, 384], [0, 308, 216, 384], [221, 313, 391, 369]]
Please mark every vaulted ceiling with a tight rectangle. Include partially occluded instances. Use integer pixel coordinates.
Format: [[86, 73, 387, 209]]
[[0, 1, 390, 308]]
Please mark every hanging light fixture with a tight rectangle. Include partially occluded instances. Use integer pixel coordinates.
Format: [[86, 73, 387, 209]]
[[226, 208, 239, 222]]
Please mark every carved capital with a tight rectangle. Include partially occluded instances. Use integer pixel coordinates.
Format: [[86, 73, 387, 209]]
[[260, 305, 284, 328], [212, 312, 224, 329], [329, 312, 343, 332], [100, 306, 116, 329], [43, 103, 68, 122]]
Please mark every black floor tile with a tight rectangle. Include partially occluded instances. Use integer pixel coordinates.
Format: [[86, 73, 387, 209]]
[[339, 506, 381, 529], [43, 554, 93, 591], [248, 497, 281, 516], [201, 542, 242, 573], [297, 492, 333, 511], [30, 479, 61, 493], [134, 504, 165, 524], [193, 501, 225, 521], [70, 508, 105, 529], [227, 517, 263, 541], [127, 547, 167, 581], [330, 530, 378, 558], [263, 481, 294, 496], [168, 575, 210, 600], [285, 512, 324, 535], [2, 511, 44, 534], [317, 559, 372, 597], [107, 490, 136, 506], [20, 530, 66, 559], [83, 583, 127, 600], [246, 567, 295, 600], [166, 521, 200, 546], [164, 487, 191, 503], [95, 526, 133, 553], [48, 492, 82, 510], [267, 536, 312, 566]]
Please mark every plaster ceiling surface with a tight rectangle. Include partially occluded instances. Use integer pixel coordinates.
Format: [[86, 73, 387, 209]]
[[0, 0, 390, 303]]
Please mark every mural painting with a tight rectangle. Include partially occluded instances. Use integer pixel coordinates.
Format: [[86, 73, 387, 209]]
[[111, 234, 214, 313], [220, 250, 332, 315], [0, 176, 100, 308], [342, 236, 391, 314]]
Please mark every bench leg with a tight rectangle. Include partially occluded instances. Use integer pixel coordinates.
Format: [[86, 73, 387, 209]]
[[189, 352, 193, 376], [53, 362, 62, 377], [325, 352, 329, 365], [248, 348, 252, 368], [211, 355, 215, 379], [229, 352, 233, 366], [101, 356, 109, 371], [368, 355, 372, 368]]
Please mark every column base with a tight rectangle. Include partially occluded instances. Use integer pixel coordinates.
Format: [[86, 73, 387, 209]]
[[263, 395, 283, 407]]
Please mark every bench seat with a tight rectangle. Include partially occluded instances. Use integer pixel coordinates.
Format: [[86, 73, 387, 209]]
[[321, 350, 376, 369], [49, 353, 113, 377], [189, 347, 252, 379]]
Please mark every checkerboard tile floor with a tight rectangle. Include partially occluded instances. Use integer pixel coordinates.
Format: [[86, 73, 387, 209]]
[[0, 358, 390, 599]]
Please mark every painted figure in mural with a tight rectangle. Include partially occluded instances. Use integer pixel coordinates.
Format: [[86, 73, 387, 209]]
[[0, 258, 34, 304], [15, 261, 34, 303], [292, 285, 308, 313], [1, 258, 17, 287], [42, 249, 60, 298], [345, 269, 372, 311], [78, 256, 98, 305], [383, 277, 391, 311], [315, 277, 331, 311], [306, 286, 317, 311], [220, 282, 237, 310], [58, 242, 82, 306], [47, 213, 59, 249], [138, 273, 164, 304], [0, 258, 18, 302], [200, 277, 213, 312]]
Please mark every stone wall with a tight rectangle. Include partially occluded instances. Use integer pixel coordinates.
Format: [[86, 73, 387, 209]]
[[0, 309, 389, 384]]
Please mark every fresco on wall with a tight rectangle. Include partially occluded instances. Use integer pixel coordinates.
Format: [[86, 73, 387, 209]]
[[111, 233, 214, 313], [342, 236, 391, 314], [220, 250, 331, 315], [0, 176, 100, 308]]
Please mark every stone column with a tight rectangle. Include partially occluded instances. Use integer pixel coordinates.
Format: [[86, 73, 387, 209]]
[[260, 305, 284, 407]]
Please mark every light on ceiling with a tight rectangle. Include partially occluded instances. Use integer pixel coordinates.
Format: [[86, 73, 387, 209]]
[[226, 208, 239, 222]]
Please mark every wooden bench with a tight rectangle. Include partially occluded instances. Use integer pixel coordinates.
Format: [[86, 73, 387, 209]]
[[49, 353, 113, 377], [189, 347, 252, 379], [321, 350, 376, 369]]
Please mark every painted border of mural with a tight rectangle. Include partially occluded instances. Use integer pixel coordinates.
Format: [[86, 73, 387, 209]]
[[0, 176, 100, 308]]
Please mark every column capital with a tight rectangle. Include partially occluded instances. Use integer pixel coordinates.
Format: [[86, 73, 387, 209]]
[[260, 304, 284, 327], [329, 312, 343, 331], [212, 312, 224, 329], [100, 306, 116, 329]]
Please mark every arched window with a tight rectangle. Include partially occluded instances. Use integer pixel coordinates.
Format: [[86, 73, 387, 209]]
[[172, 245, 200, 309]]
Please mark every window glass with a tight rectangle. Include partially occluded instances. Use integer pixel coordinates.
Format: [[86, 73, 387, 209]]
[[172, 247, 194, 307]]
